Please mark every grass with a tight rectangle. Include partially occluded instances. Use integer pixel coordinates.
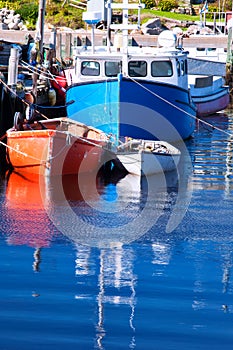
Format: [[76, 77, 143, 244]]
[[139, 9, 226, 25], [141, 9, 200, 22]]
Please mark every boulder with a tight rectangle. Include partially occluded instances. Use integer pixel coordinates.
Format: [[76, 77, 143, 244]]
[[141, 18, 163, 35], [0, 8, 27, 30]]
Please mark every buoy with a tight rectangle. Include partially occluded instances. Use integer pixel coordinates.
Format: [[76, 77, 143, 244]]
[[56, 73, 67, 89], [114, 32, 123, 50], [48, 87, 56, 106], [25, 92, 34, 104]]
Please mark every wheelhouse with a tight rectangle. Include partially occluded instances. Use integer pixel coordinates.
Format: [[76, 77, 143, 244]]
[[69, 50, 189, 90]]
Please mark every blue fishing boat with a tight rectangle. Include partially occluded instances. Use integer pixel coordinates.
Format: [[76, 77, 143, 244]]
[[65, 0, 196, 143]]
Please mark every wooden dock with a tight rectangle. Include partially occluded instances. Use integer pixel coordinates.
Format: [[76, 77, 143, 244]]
[[0, 29, 229, 58]]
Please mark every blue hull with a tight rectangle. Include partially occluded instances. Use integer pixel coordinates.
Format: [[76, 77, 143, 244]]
[[66, 77, 196, 142]]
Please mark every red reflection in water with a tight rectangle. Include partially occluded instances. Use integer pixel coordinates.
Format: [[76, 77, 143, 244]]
[[5, 172, 53, 248], [4, 170, 104, 248]]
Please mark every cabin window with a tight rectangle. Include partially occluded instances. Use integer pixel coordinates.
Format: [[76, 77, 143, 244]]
[[207, 48, 216, 53], [105, 61, 121, 77], [81, 61, 100, 76], [151, 61, 173, 77], [128, 61, 147, 77]]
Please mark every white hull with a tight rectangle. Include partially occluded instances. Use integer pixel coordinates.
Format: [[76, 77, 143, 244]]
[[116, 140, 181, 176]]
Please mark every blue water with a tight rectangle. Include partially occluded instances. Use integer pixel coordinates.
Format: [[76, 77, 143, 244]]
[[1, 110, 233, 349]]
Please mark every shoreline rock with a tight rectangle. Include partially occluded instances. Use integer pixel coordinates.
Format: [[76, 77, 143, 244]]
[[0, 8, 27, 31]]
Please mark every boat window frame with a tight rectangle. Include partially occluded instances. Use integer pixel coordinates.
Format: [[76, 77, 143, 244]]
[[180, 59, 188, 76], [176, 60, 181, 77], [105, 60, 122, 77], [196, 47, 205, 52], [80, 60, 100, 76], [128, 60, 147, 77], [151, 60, 173, 77]]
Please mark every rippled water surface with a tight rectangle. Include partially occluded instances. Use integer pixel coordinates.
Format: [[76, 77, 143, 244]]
[[1, 110, 233, 349]]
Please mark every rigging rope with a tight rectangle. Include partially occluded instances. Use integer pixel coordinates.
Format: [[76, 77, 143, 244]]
[[0, 78, 49, 120], [127, 75, 233, 140], [0, 129, 110, 166]]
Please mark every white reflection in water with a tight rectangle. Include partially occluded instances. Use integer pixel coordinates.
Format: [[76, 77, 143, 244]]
[[152, 243, 171, 266], [75, 243, 137, 349]]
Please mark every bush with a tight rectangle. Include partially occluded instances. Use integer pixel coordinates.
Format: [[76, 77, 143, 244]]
[[143, 0, 156, 9], [17, 3, 38, 29], [158, 0, 178, 11]]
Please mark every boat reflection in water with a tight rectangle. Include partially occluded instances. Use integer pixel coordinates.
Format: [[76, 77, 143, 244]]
[[189, 111, 233, 197], [5, 172, 53, 249], [2, 168, 183, 349], [41, 161, 192, 248], [3, 159, 190, 254], [2, 112, 233, 349], [3, 170, 107, 270], [74, 241, 175, 349], [74, 243, 137, 349], [4, 140, 193, 250]]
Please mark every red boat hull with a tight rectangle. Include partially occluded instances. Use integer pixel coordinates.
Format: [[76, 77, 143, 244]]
[[195, 92, 230, 117], [7, 119, 108, 176]]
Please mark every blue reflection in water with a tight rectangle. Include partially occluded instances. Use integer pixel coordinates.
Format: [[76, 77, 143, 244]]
[[0, 111, 233, 349]]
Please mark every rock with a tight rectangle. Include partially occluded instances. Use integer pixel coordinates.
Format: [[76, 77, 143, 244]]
[[8, 22, 19, 30], [186, 24, 214, 35], [4, 18, 12, 25], [0, 22, 8, 30], [141, 18, 164, 35], [18, 22, 24, 29], [141, 18, 162, 29], [0, 7, 27, 30]]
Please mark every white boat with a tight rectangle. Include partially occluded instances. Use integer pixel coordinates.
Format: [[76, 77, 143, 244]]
[[116, 139, 181, 176], [182, 33, 230, 116], [187, 44, 227, 64]]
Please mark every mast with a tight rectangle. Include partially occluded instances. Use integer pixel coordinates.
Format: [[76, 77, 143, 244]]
[[38, 0, 46, 63], [33, 0, 46, 101], [107, 0, 145, 72]]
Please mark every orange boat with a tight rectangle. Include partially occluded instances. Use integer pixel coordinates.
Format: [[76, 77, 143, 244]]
[[6, 117, 110, 176]]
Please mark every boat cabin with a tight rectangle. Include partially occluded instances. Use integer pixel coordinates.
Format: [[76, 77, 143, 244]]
[[66, 48, 189, 90]]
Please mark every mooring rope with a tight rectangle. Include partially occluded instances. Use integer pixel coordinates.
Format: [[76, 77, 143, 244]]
[[127, 75, 233, 140], [0, 138, 47, 163], [20, 60, 66, 92], [0, 129, 109, 167]]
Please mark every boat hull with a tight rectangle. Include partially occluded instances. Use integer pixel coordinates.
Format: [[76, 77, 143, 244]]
[[66, 77, 196, 142], [7, 129, 106, 176], [116, 140, 181, 176], [117, 151, 180, 176], [191, 88, 230, 117], [189, 75, 230, 117]]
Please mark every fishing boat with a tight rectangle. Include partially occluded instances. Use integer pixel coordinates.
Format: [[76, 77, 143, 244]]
[[188, 75, 230, 117], [116, 138, 181, 176], [65, 0, 196, 143], [6, 117, 109, 176], [183, 32, 230, 116]]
